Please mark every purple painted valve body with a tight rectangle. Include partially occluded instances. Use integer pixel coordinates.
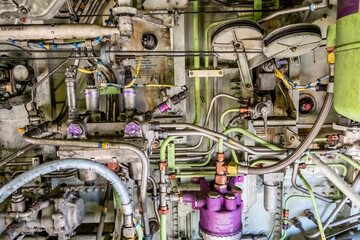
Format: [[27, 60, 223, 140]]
[[199, 192, 242, 237]]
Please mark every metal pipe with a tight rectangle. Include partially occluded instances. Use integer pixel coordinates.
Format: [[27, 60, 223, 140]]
[[0, 24, 119, 40], [31, 59, 69, 102], [311, 154, 360, 207], [258, 0, 328, 23], [90, 0, 107, 24], [148, 176, 160, 224], [0, 144, 36, 168], [22, 128, 151, 238], [163, 125, 281, 155], [302, 170, 360, 238], [237, 90, 333, 175], [176, 93, 238, 151], [96, 182, 112, 240], [292, 164, 334, 203]]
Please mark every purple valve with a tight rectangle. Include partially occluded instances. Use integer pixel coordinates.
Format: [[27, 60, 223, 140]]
[[67, 123, 83, 137], [125, 122, 139, 136]]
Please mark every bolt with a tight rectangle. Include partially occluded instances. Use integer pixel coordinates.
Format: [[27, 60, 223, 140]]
[[20, 7, 28, 15]]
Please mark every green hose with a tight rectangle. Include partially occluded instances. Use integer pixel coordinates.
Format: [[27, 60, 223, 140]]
[[160, 214, 167, 240], [193, 1, 201, 125], [298, 173, 326, 240], [334, 153, 360, 171]]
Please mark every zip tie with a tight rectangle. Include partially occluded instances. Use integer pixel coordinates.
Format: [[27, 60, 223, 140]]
[[109, 8, 113, 13], [121, 84, 125, 88], [132, 76, 136, 79], [317, 78, 321, 83], [45, 44, 50, 50], [96, 37, 101, 42], [9, 39, 15, 44], [97, 60, 103, 65], [225, 136, 231, 143], [134, 84, 138, 88], [294, 83, 297, 87], [97, 74, 102, 77], [53, 44, 58, 50], [39, 42, 44, 48], [73, 43, 79, 49], [108, 83, 113, 86], [308, 83, 311, 88]]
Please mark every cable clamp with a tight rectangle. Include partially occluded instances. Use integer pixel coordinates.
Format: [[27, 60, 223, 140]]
[[327, 82, 334, 93]]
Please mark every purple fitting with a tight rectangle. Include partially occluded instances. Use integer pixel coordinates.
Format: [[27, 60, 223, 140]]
[[224, 194, 237, 211], [67, 124, 83, 137], [125, 122, 139, 136], [199, 190, 242, 237], [206, 192, 223, 211], [282, 224, 289, 230], [158, 102, 170, 113]]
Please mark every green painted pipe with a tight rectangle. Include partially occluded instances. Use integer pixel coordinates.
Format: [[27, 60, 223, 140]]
[[160, 214, 167, 240], [193, 1, 201, 125], [334, 153, 360, 171], [298, 173, 326, 240], [160, 136, 178, 162], [220, 108, 239, 129]]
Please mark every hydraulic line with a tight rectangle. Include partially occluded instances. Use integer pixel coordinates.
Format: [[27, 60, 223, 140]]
[[220, 108, 240, 129], [303, 172, 360, 238], [334, 153, 360, 171], [236, 89, 333, 175], [0, 159, 134, 227], [96, 182, 112, 240], [22, 127, 152, 238], [311, 154, 360, 208], [176, 93, 238, 151], [160, 215, 167, 240], [298, 172, 326, 240], [193, 1, 201, 125], [160, 123, 280, 156], [148, 176, 160, 224], [0, 144, 37, 168], [292, 163, 335, 203]]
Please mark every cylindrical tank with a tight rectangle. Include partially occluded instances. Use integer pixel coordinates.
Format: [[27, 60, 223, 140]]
[[85, 88, 100, 112], [333, 0, 360, 121]]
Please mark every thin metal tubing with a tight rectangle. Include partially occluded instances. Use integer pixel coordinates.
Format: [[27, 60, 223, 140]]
[[302, 172, 360, 239], [0, 144, 37, 168], [175, 93, 238, 151], [292, 164, 335, 203]]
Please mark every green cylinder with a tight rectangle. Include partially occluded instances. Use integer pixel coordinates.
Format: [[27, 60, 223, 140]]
[[333, 0, 360, 121]]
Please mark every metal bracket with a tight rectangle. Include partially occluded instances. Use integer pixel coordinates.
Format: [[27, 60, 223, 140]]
[[188, 70, 224, 78], [233, 41, 253, 94]]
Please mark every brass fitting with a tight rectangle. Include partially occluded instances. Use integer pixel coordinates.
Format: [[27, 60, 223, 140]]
[[158, 162, 167, 171], [283, 209, 289, 220], [168, 174, 176, 180], [158, 206, 169, 215], [327, 51, 335, 64], [227, 162, 238, 175]]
